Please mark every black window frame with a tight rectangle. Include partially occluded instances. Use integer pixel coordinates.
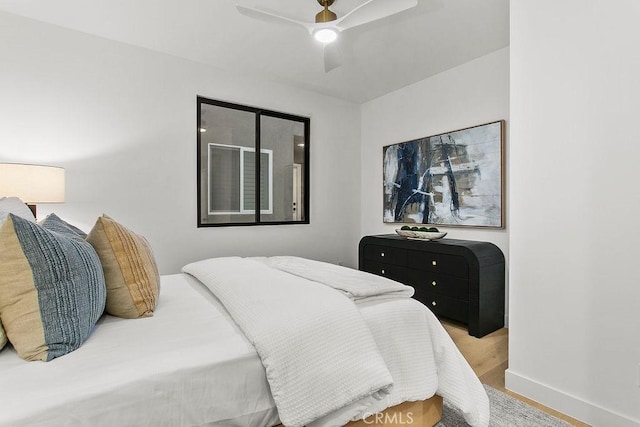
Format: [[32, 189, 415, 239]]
[[197, 96, 310, 227]]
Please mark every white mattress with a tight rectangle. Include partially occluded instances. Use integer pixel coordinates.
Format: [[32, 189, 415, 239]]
[[0, 273, 280, 427]]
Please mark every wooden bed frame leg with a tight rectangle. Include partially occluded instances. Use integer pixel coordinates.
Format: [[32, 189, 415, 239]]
[[346, 395, 443, 427]]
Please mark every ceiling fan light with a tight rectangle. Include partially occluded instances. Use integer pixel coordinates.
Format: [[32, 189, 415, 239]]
[[314, 28, 338, 43]]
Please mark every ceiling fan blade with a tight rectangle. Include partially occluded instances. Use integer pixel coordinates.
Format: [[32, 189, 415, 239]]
[[335, 0, 418, 31], [236, 5, 314, 34], [324, 42, 342, 73]]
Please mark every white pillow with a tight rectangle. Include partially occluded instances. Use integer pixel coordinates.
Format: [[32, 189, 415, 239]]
[[0, 197, 36, 224]]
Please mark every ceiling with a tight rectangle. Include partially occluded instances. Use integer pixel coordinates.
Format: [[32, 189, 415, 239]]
[[0, 0, 509, 103]]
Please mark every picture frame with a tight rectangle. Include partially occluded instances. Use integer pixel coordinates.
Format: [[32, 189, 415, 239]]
[[383, 120, 505, 229]]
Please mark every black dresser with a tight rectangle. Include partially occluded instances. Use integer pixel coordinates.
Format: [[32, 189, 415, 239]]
[[358, 235, 505, 338]]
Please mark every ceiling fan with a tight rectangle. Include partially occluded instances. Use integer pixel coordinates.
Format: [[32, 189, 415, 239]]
[[236, 0, 418, 72]]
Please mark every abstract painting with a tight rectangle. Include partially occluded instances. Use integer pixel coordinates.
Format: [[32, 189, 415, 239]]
[[383, 121, 505, 228]]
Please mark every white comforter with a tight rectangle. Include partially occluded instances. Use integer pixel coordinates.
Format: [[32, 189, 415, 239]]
[[182, 257, 394, 427], [254, 256, 415, 303], [183, 256, 490, 427]]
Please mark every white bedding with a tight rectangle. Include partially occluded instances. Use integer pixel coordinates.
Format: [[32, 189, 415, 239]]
[[255, 256, 489, 426], [184, 256, 489, 427], [254, 256, 414, 303], [0, 258, 490, 427], [355, 298, 489, 426], [0, 274, 279, 427], [182, 257, 395, 427]]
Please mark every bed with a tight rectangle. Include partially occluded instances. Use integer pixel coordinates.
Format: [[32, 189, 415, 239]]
[[0, 206, 489, 427]]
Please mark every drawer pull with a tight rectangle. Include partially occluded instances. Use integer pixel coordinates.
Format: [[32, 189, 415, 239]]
[[380, 252, 385, 257], [431, 301, 437, 307], [432, 260, 437, 266], [381, 269, 385, 275], [431, 281, 437, 286]]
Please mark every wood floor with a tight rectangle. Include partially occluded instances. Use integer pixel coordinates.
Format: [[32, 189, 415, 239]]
[[441, 320, 590, 427]]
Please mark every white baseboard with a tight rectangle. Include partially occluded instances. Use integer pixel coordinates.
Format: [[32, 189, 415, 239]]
[[505, 370, 640, 427]]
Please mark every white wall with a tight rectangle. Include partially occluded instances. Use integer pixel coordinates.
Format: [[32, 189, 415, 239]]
[[360, 48, 510, 320], [508, 1, 640, 426], [0, 11, 362, 274]]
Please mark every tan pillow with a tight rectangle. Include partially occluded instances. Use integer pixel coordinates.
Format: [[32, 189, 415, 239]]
[[87, 215, 159, 319], [0, 321, 6, 351]]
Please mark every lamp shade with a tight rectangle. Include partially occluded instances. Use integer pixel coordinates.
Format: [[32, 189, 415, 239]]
[[0, 163, 65, 203]]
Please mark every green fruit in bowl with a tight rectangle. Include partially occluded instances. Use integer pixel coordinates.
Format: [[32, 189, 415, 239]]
[[400, 225, 411, 230], [419, 227, 429, 232], [411, 226, 419, 231], [428, 227, 439, 232]]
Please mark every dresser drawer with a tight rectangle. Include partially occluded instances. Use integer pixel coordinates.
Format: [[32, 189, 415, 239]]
[[413, 288, 469, 324], [407, 250, 468, 278], [363, 244, 407, 266], [406, 268, 469, 300], [361, 260, 406, 282]]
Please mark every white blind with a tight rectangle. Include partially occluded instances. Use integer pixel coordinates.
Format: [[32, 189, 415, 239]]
[[243, 151, 270, 211], [208, 145, 240, 212]]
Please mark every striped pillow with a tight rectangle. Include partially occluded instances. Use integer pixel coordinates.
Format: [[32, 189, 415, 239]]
[[39, 213, 87, 238], [0, 321, 6, 351], [0, 214, 106, 361], [87, 215, 160, 319], [0, 212, 6, 352], [0, 206, 12, 352]]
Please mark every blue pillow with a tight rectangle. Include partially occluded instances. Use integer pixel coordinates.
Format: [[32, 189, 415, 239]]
[[39, 213, 87, 238], [0, 214, 106, 361]]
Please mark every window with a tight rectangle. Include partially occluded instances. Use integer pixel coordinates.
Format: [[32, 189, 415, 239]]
[[207, 144, 272, 215], [197, 97, 309, 226]]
